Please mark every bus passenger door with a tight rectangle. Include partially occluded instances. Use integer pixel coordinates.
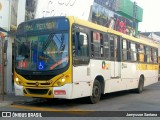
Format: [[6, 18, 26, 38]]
[[72, 30, 91, 98], [109, 35, 121, 78]]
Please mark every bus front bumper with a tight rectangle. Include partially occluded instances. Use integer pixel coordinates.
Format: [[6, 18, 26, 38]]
[[14, 83, 72, 99]]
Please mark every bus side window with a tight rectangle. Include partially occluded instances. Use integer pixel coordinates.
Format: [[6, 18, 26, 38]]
[[91, 31, 101, 58], [145, 46, 152, 63], [122, 39, 127, 61], [110, 36, 114, 60], [130, 42, 137, 61], [110, 35, 118, 61], [138, 44, 144, 62], [100, 33, 104, 57], [152, 48, 158, 63], [104, 34, 109, 59], [72, 31, 89, 65]]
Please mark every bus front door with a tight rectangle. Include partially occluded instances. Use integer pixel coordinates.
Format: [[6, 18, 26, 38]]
[[71, 31, 91, 98], [110, 35, 121, 78]]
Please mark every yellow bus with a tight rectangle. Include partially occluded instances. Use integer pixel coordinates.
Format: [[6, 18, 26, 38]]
[[14, 16, 158, 104]]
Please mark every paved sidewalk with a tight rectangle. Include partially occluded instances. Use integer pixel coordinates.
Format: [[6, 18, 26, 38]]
[[0, 94, 34, 107]]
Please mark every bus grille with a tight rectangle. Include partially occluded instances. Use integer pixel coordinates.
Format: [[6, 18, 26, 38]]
[[26, 83, 51, 86], [22, 75, 54, 80], [26, 88, 49, 95]]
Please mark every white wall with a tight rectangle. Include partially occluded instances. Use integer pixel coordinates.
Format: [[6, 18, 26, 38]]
[[17, 0, 26, 26], [0, 0, 10, 31], [5, 0, 26, 94], [36, 0, 94, 20], [6, 37, 14, 93]]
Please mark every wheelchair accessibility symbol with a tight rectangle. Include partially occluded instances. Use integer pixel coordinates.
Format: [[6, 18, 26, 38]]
[[38, 62, 45, 70]]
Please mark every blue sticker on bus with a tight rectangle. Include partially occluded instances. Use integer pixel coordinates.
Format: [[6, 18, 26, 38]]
[[38, 61, 45, 70]]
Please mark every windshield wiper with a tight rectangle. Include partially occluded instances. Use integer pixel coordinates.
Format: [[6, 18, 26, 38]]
[[59, 34, 65, 52], [42, 34, 54, 51]]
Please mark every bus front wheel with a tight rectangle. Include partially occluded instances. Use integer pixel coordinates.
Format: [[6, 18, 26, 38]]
[[89, 80, 101, 104]]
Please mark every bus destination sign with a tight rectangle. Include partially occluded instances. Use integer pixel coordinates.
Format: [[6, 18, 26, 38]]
[[24, 22, 56, 31], [17, 17, 69, 35]]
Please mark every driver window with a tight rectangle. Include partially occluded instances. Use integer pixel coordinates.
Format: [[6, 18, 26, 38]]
[[72, 31, 89, 65]]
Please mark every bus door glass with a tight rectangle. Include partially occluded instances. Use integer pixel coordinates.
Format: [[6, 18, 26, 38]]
[[110, 35, 120, 78], [72, 28, 90, 81]]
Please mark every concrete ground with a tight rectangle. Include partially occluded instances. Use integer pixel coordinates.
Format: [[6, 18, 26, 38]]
[[0, 94, 34, 107]]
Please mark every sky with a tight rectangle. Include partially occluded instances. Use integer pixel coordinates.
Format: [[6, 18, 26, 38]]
[[132, 0, 160, 32]]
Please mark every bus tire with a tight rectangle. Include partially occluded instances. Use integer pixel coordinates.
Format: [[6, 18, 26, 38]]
[[135, 76, 144, 93], [89, 80, 101, 104]]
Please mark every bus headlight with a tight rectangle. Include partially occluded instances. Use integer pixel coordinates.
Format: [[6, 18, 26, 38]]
[[15, 77, 23, 86], [53, 74, 70, 87], [61, 78, 66, 82], [54, 78, 66, 87], [16, 78, 19, 82]]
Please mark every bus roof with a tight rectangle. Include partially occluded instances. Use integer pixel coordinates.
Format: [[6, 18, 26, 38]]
[[67, 16, 158, 48], [108, 29, 158, 48], [67, 16, 109, 32]]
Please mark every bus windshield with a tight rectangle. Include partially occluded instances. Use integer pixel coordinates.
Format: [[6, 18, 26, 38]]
[[15, 32, 69, 71]]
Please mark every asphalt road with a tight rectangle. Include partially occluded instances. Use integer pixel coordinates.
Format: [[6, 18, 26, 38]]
[[0, 82, 160, 119]]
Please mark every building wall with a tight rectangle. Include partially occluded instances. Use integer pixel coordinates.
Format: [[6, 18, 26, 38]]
[[5, 37, 14, 93], [0, 0, 10, 94], [0, 0, 10, 31], [11, 0, 18, 27], [35, 0, 94, 20], [0, 0, 26, 94], [17, 0, 26, 25]]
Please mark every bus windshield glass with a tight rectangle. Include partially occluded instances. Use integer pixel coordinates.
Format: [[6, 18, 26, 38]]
[[15, 18, 69, 71]]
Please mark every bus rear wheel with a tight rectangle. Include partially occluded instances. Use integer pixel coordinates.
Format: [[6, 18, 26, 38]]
[[89, 80, 101, 104], [136, 76, 144, 93]]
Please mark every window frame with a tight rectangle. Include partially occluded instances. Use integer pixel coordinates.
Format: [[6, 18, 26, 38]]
[[72, 24, 90, 66], [128, 41, 137, 62], [109, 34, 120, 61], [91, 31, 107, 59], [122, 39, 128, 61]]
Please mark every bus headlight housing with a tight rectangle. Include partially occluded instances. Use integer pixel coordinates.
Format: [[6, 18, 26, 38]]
[[15, 77, 23, 86], [54, 78, 66, 87], [53, 74, 70, 87]]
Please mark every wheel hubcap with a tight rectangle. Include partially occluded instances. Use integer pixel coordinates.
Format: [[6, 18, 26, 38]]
[[93, 86, 99, 98]]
